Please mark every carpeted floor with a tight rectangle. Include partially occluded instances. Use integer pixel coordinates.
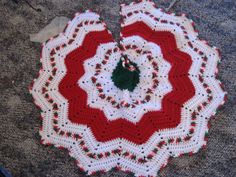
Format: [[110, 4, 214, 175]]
[[0, 0, 235, 177]]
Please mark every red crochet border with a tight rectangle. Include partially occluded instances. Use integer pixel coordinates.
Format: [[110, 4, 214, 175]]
[[59, 22, 195, 144]]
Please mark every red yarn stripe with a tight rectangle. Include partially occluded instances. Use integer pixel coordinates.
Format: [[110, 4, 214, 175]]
[[59, 22, 195, 144]]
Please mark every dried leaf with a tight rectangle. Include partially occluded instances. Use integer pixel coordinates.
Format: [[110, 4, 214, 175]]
[[30, 16, 69, 43]]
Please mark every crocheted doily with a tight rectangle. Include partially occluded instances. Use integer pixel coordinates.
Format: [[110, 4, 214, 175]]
[[30, 0, 226, 176]]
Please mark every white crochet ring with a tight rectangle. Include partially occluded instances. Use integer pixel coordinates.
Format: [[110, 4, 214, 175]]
[[79, 37, 172, 123], [29, 0, 226, 176]]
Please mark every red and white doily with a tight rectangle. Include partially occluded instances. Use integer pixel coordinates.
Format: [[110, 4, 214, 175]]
[[30, 0, 226, 176]]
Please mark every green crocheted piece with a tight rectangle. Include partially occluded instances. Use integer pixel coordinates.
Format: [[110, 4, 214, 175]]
[[111, 60, 140, 92]]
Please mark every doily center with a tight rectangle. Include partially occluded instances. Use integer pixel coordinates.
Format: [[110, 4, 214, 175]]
[[111, 56, 140, 92]]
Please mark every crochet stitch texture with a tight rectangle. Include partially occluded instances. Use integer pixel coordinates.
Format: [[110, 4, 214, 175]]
[[29, 0, 226, 176]]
